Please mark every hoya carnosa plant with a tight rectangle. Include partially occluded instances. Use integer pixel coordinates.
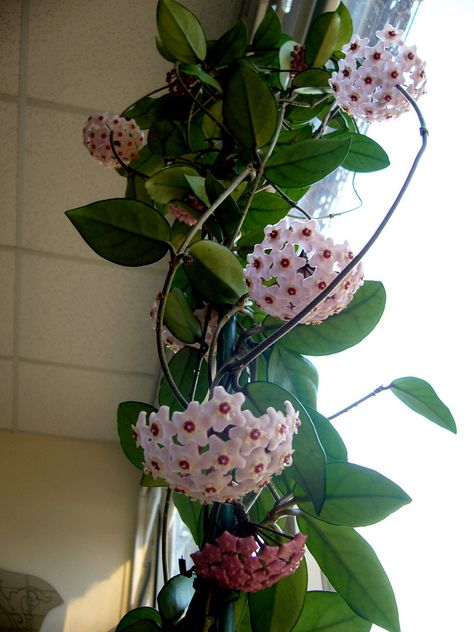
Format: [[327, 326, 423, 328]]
[[65, 1, 458, 632]]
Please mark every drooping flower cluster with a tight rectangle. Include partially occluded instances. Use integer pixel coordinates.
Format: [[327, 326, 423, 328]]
[[83, 113, 145, 167], [191, 531, 307, 592], [329, 24, 427, 122], [133, 387, 299, 503], [244, 218, 363, 324], [167, 193, 208, 226], [150, 303, 218, 354], [290, 44, 308, 76]]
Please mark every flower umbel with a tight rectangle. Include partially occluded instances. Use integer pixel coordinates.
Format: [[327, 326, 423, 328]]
[[83, 113, 145, 167], [244, 218, 363, 324], [133, 387, 299, 503]]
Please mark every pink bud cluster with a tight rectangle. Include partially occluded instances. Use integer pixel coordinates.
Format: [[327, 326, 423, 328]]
[[150, 303, 218, 354], [168, 193, 208, 226], [133, 387, 300, 503], [191, 531, 307, 592], [166, 69, 198, 96], [83, 113, 145, 167], [244, 218, 363, 324], [329, 24, 427, 122], [290, 44, 308, 75]]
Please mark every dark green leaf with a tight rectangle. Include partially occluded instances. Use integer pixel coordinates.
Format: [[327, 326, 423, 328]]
[[293, 591, 371, 632], [298, 514, 400, 632], [264, 281, 386, 356], [249, 558, 307, 632], [122, 97, 159, 129], [223, 66, 278, 148], [116, 607, 162, 631], [172, 492, 203, 545], [305, 12, 341, 67], [298, 461, 411, 526], [248, 485, 275, 524], [243, 382, 326, 514], [117, 401, 156, 470], [180, 63, 222, 92], [184, 240, 247, 304], [390, 377, 457, 432], [209, 20, 248, 66], [159, 347, 208, 413], [157, 574, 194, 624], [305, 407, 347, 462], [145, 165, 198, 204], [65, 199, 171, 266], [156, 0, 206, 63], [335, 3, 353, 50], [341, 132, 390, 172], [234, 593, 252, 632], [164, 287, 202, 344], [265, 138, 351, 187], [286, 98, 329, 124], [242, 191, 291, 234], [253, 8, 281, 50], [127, 145, 164, 177], [148, 120, 188, 157], [116, 621, 160, 632], [140, 473, 168, 487], [292, 68, 331, 89], [156, 32, 177, 62], [125, 175, 155, 206], [205, 174, 241, 237], [268, 346, 319, 409]]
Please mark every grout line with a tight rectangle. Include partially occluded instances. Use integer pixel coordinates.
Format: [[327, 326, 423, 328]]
[[0, 93, 19, 104], [12, 0, 31, 431], [19, 356, 157, 379], [25, 96, 100, 115]]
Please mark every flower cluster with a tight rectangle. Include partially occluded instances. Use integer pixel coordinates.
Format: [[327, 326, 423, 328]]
[[290, 44, 308, 75], [83, 113, 145, 167], [191, 531, 307, 592], [329, 24, 427, 122], [133, 387, 299, 503], [150, 303, 218, 354], [166, 69, 198, 96], [244, 218, 363, 324]]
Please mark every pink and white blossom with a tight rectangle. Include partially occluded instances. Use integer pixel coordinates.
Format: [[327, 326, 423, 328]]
[[83, 113, 145, 166]]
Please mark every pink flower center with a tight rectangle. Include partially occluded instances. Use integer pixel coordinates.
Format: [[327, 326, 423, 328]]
[[254, 463, 264, 474], [280, 258, 290, 268], [287, 287, 297, 296], [373, 52, 381, 60], [279, 423, 288, 435], [323, 249, 332, 259], [151, 460, 160, 470], [219, 402, 231, 414], [179, 460, 190, 470], [151, 423, 160, 436], [217, 455, 230, 466], [269, 229, 279, 239], [253, 259, 261, 269], [302, 228, 312, 237], [205, 486, 217, 494], [318, 281, 327, 290], [250, 429, 261, 440], [265, 296, 274, 304], [183, 420, 195, 433]]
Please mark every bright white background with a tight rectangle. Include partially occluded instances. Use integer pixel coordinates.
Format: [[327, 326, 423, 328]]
[[315, 1, 474, 630]]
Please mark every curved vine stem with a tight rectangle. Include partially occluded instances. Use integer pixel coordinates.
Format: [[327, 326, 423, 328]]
[[214, 86, 428, 382], [207, 300, 248, 388], [272, 183, 312, 219], [161, 487, 172, 585]]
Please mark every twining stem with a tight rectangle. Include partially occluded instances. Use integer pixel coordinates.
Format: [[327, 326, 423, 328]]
[[272, 183, 312, 219], [208, 301, 247, 387], [215, 86, 428, 381], [161, 487, 172, 585], [327, 384, 391, 420], [156, 167, 253, 407]]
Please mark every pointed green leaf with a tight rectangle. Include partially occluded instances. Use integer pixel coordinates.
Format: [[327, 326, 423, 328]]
[[390, 377, 457, 432], [293, 591, 371, 632], [66, 199, 171, 266], [241, 191, 291, 234], [243, 382, 326, 514], [306, 407, 347, 462], [164, 287, 202, 344], [253, 8, 281, 50], [156, 0, 206, 63], [117, 401, 156, 470], [209, 20, 248, 66], [298, 514, 400, 632], [116, 607, 162, 631], [223, 66, 278, 148], [145, 165, 198, 204], [205, 174, 241, 237], [292, 68, 331, 89], [172, 492, 203, 545], [298, 461, 411, 526], [268, 346, 319, 409], [305, 11, 341, 67], [265, 138, 351, 187], [341, 132, 390, 172], [159, 347, 208, 413], [157, 574, 194, 624], [202, 100, 223, 141], [155, 32, 177, 62], [335, 3, 353, 50], [264, 281, 386, 356], [249, 558, 307, 632], [184, 240, 247, 304]]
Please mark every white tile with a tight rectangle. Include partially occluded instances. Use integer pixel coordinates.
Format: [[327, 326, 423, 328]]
[[0, 359, 13, 429], [18, 361, 155, 440], [19, 253, 165, 373], [0, 250, 15, 356], [0, 102, 18, 246], [27, 0, 167, 110], [0, 0, 21, 96], [22, 106, 125, 259]]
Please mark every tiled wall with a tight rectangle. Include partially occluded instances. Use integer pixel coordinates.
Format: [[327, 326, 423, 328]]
[[0, 0, 243, 441]]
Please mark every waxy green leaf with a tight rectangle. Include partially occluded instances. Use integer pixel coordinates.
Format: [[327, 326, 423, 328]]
[[146, 165, 198, 204], [172, 493, 203, 545], [157, 574, 194, 624], [265, 137, 351, 187], [180, 63, 222, 93], [164, 287, 202, 344], [117, 401, 156, 470], [116, 607, 162, 631], [253, 8, 281, 50], [223, 66, 278, 148], [159, 347, 208, 413], [293, 591, 371, 632], [242, 191, 291, 234], [205, 174, 241, 237], [156, 0, 206, 63], [264, 281, 386, 356], [249, 558, 307, 632], [65, 199, 171, 266], [268, 346, 319, 409], [390, 377, 457, 432], [292, 68, 331, 89], [299, 514, 400, 632], [184, 240, 247, 304], [335, 3, 353, 50], [298, 461, 411, 526], [305, 12, 341, 67], [340, 132, 390, 172], [209, 19, 248, 66], [306, 407, 348, 462]]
